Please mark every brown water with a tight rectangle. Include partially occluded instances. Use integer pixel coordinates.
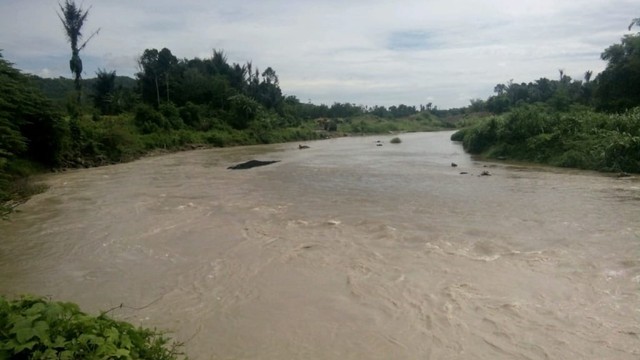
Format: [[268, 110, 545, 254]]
[[1, 131, 639, 359]]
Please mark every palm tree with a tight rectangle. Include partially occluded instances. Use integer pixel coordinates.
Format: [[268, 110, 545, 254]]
[[629, 18, 640, 31], [58, 0, 100, 105], [584, 70, 593, 83]]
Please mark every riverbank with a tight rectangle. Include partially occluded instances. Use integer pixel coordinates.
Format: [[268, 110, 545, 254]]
[[451, 105, 640, 174], [1, 111, 453, 217]]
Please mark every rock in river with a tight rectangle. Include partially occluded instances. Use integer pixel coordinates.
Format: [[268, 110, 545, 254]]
[[227, 160, 280, 170]]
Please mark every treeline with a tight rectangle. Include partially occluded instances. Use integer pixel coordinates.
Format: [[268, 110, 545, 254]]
[[82, 46, 445, 136], [23, 46, 445, 137], [452, 22, 640, 173], [28, 48, 438, 123], [464, 27, 639, 114]]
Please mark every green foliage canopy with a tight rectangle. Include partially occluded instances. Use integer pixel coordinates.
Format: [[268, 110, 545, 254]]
[[595, 33, 640, 111], [0, 53, 65, 167], [93, 69, 116, 114]]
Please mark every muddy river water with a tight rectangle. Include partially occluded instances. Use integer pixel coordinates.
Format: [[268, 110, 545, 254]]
[[1, 131, 639, 359]]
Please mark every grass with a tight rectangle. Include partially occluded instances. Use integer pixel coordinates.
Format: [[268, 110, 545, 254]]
[[451, 105, 640, 173]]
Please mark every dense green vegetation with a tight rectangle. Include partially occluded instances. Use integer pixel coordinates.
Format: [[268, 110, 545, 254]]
[[452, 22, 640, 172], [0, 54, 66, 216], [451, 105, 640, 172], [0, 295, 183, 359]]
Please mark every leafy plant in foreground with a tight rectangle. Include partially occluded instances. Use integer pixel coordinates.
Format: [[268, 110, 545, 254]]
[[0, 295, 185, 360]]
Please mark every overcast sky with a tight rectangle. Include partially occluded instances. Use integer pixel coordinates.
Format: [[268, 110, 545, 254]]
[[0, 0, 637, 109]]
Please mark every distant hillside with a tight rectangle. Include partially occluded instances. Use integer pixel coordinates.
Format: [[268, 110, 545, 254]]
[[26, 74, 137, 106]]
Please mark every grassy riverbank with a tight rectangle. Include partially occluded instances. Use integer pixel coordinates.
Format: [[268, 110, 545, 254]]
[[451, 105, 640, 173]]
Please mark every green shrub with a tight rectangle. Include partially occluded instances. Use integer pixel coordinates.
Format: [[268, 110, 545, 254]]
[[603, 133, 640, 172], [450, 129, 466, 141], [0, 295, 184, 359], [134, 104, 168, 134], [159, 103, 184, 130], [462, 116, 502, 154], [500, 106, 551, 143], [179, 102, 202, 129], [204, 132, 230, 147], [555, 149, 593, 169], [228, 94, 261, 130], [97, 119, 143, 162]]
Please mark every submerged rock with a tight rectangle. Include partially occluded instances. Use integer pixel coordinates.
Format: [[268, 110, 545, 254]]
[[228, 160, 280, 170]]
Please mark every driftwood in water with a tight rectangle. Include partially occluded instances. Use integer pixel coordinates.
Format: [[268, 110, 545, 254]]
[[227, 160, 280, 170]]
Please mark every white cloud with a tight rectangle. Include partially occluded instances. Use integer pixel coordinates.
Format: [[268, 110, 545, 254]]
[[0, 0, 637, 108]]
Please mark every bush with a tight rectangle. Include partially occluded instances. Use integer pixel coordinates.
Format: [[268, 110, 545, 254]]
[[500, 106, 551, 143], [227, 94, 261, 130], [450, 129, 466, 141], [603, 133, 640, 172], [462, 116, 502, 154], [97, 118, 143, 162], [134, 104, 168, 134], [0, 295, 184, 359], [179, 102, 202, 129], [390, 137, 402, 144], [159, 103, 184, 130]]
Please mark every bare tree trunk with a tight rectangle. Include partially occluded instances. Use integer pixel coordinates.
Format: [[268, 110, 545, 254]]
[[154, 75, 160, 107], [166, 73, 170, 103]]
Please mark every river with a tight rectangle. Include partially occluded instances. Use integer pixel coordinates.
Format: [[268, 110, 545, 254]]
[[1, 131, 639, 359]]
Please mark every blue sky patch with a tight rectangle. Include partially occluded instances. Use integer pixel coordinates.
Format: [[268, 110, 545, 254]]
[[388, 31, 439, 51]]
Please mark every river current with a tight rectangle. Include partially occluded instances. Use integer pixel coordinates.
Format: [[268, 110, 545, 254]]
[[1, 131, 639, 359]]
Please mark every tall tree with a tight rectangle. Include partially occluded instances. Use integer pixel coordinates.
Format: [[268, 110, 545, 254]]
[[211, 50, 231, 76], [0, 52, 64, 167], [0, 54, 27, 175], [92, 69, 116, 114], [584, 70, 593, 83], [595, 33, 640, 111], [137, 48, 177, 107], [58, 0, 100, 105]]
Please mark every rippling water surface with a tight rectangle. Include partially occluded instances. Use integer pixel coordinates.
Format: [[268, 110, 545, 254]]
[[1, 132, 639, 359]]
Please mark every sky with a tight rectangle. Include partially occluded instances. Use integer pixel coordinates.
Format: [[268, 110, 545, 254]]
[[0, 0, 637, 109]]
